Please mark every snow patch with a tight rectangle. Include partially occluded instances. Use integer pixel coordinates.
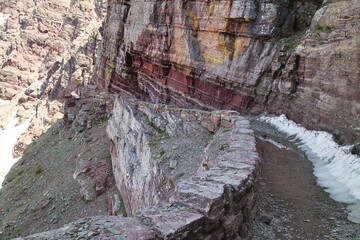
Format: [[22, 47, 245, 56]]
[[0, 99, 10, 106], [257, 135, 290, 150], [0, 109, 35, 187], [0, 13, 9, 25], [260, 114, 360, 223]]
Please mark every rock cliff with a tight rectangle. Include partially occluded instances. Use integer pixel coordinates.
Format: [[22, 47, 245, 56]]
[[95, 0, 359, 143], [1, 0, 360, 239]]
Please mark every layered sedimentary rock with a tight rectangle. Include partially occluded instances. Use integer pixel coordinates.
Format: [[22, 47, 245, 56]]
[[96, 0, 359, 143], [279, 0, 360, 143], [95, 0, 307, 106]]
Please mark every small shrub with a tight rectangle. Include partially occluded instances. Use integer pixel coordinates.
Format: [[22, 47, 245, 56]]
[[93, 117, 109, 126], [159, 149, 165, 157], [34, 166, 44, 175], [15, 178, 21, 185], [315, 25, 333, 33], [222, 128, 231, 133], [145, 116, 163, 133], [219, 143, 230, 151], [149, 132, 170, 146], [105, 153, 112, 164]]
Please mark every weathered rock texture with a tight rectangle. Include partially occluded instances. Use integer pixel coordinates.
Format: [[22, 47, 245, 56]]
[[95, 0, 359, 143], [105, 96, 260, 239], [0, 0, 106, 98], [279, 0, 360, 143], [15, 216, 157, 240], [0, 0, 106, 156], [63, 86, 116, 202], [16, 95, 260, 239]]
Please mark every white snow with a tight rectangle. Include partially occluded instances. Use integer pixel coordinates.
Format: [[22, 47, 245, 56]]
[[0, 13, 9, 25], [257, 135, 291, 150], [260, 114, 360, 223], [0, 109, 34, 187], [0, 100, 10, 106]]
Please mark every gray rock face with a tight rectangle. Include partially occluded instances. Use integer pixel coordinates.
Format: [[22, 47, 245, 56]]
[[230, 0, 258, 21], [106, 95, 261, 238], [14, 216, 157, 240], [94, 0, 359, 143]]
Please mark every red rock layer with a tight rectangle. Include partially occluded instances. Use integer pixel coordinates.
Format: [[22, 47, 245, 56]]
[[96, 0, 360, 143]]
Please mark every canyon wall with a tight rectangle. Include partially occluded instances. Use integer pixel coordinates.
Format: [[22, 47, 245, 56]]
[[95, 0, 359, 143], [0, 0, 106, 98]]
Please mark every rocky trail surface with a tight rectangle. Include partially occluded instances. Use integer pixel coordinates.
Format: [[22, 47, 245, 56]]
[[249, 120, 360, 239]]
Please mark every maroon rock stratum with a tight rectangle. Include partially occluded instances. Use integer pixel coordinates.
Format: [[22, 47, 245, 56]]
[[1, 0, 360, 239], [95, 0, 359, 143]]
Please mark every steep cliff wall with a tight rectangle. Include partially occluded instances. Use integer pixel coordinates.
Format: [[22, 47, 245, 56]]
[[0, 0, 106, 98], [280, 0, 360, 143], [95, 0, 359, 143]]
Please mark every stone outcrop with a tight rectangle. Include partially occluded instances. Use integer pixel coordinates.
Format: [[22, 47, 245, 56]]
[[15, 216, 157, 240], [0, 87, 119, 239], [63, 86, 115, 202], [95, 0, 359, 143], [277, 0, 360, 143], [0, 0, 106, 98]]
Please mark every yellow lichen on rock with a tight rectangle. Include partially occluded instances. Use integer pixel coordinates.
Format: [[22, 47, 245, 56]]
[[234, 37, 251, 57], [197, 32, 229, 65]]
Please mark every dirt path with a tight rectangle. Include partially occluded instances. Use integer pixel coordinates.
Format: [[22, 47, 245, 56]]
[[248, 121, 360, 240]]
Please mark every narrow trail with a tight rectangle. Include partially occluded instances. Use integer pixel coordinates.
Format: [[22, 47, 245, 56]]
[[248, 121, 360, 239]]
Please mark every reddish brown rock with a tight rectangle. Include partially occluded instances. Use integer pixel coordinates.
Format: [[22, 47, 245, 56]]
[[0, 0, 107, 158], [95, 0, 359, 143]]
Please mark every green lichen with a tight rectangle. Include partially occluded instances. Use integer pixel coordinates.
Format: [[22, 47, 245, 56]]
[[314, 25, 333, 33], [273, 30, 306, 54], [146, 116, 164, 133], [34, 166, 44, 175], [222, 128, 231, 133], [93, 116, 109, 126]]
